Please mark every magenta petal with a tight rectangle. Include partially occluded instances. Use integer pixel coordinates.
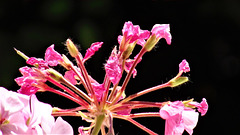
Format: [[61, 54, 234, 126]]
[[64, 70, 78, 85], [45, 44, 63, 66], [179, 59, 190, 73], [105, 48, 122, 85], [27, 57, 49, 69], [83, 42, 103, 62], [198, 98, 208, 116], [151, 24, 172, 45], [124, 59, 137, 78], [91, 83, 106, 102]]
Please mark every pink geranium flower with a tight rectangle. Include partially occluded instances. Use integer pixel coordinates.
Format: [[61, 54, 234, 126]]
[[118, 21, 150, 51], [151, 24, 172, 45], [15, 66, 47, 95], [189, 98, 208, 116], [160, 101, 199, 135], [179, 59, 190, 73]]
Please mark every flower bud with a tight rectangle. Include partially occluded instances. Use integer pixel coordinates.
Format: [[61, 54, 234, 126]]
[[169, 76, 189, 87], [14, 48, 29, 61], [61, 54, 73, 70], [66, 39, 79, 57]]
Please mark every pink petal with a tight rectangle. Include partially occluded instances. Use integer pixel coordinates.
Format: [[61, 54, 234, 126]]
[[137, 30, 150, 46], [50, 117, 73, 135], [83, 42, 103, 62], [91, 83, 106, 102], [28, 95, 52, 128], [196, 98, 208, 116], [26, 57, 48, 69], [160, 101, 184, 119], [124, 59, 137, 78], [45, 44, 63, 66], [179, 59, 190, 73], [64, 70, 78, 85], [151, 24, 172, 45], [182, 109, 199, 135], [105, 48, 122, 85], [160, 101, 185, 135], [17, 82, 39, 95], [118, 35, 123, 45]]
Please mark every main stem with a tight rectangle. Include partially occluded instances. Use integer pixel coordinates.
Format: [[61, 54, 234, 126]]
[[91, 114, 106, 135]]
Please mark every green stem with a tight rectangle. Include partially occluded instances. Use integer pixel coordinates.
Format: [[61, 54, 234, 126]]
[[91, 114, 106, 135]]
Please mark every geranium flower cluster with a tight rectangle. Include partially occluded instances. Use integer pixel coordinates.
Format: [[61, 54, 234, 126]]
[[0, 21, 208, 135]]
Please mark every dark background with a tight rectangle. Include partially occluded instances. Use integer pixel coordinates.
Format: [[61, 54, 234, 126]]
[[0, 0, 239, 134]]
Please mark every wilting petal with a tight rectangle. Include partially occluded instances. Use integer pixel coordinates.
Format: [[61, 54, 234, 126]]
[[45, 44, 63, 66], [179, 59, 190, 73], [151, 24, 172, 45], [83, 42, 103, 62], [27, 57, 48, 69], [105, 48, 122, 85]]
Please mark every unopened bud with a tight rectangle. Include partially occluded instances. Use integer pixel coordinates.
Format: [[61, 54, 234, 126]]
[[143, 35, 159, 52], [66, 39, 79, 57], [61, 54, 72, 70], [14, 48, 29, 61], [47, 68, 64, 82], [169, 76, 189, 87]]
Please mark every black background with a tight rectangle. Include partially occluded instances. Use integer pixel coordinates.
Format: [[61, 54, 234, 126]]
[[0, 0, 240, 134]]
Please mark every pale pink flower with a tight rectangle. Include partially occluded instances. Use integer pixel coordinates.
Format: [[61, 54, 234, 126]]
[[160, 101, 199, 135], [0, 87, 29, 134], [42, 117, 73, 135], [21, 94, 53, 134], [179, 59, 190, 73], [45, 44, 63, 66], [105, 47, 122, 85], [83, 42, 103, 62], [151, 24, 172, 45]]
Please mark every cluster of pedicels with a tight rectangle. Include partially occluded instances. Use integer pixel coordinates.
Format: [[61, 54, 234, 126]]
[[0, 21, 208, 135]]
